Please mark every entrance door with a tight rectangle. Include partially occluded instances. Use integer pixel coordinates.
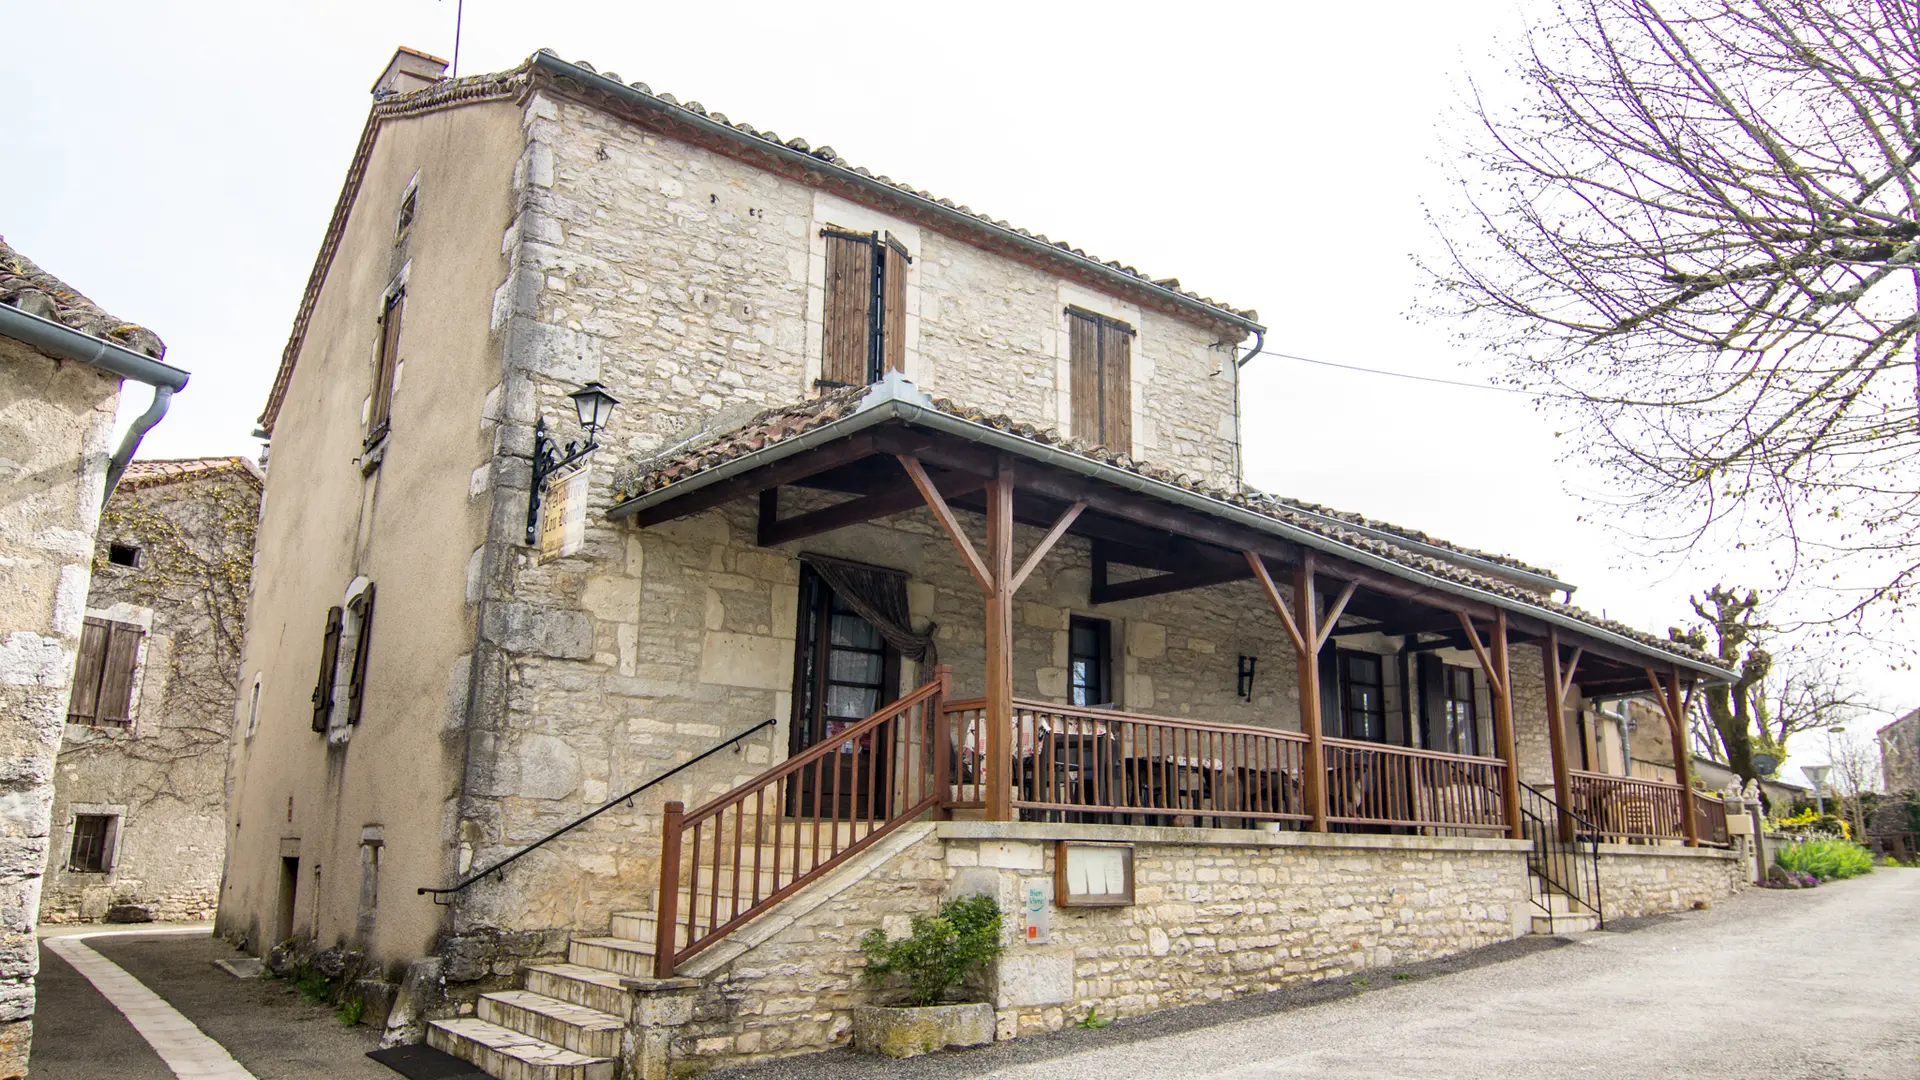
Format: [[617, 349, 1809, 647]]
[[788, 565, 899, 819]]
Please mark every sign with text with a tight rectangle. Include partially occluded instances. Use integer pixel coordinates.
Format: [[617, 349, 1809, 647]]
[[537, 463, 589, 562]]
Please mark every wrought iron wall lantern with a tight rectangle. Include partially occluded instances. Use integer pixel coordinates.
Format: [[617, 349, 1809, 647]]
[[1237, 655, 1257, 701], [524, 381, 620, 545]]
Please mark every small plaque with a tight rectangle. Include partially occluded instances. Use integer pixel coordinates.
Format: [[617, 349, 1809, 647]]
[[537, 463, 589, 562], [1055, 841, 1134, 907], [1022, 883, 1051, 943]]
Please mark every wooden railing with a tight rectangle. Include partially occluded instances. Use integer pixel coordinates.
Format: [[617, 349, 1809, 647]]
[[1567, 770, 1688, 842], [653, 669, 950, 977], [1692, 788, 1731, 847], [1322, 737, 1509, 833]]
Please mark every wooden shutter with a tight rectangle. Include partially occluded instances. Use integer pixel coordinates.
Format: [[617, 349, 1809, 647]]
[[1417, 654, 1446, 751], [368, 292, 404, 443], [880, 235, 910, 375], [1099, 321, 1133, 452], [67, 618, 110, 725], [821, 233, 873, 387], [345, 586, 377, 727], [1317, 648, 1340, 737], [1068, 311, 1102, 441], [312, 606, 344, 732], [96, 623, 142, 726]]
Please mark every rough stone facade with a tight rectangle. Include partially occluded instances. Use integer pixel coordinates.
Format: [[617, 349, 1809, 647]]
[[1879, 707, 1919, 794], [38, 459, 258, 924], [1593, 844, 1745, 918], [0, 334, 123, 1075]]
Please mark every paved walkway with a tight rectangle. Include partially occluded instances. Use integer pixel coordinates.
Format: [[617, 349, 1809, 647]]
[[30, 926, 392, 1080], [718, 869, 1920, 1080]]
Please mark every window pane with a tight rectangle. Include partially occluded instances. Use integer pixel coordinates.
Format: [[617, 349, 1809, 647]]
[[825, 684, 879, 719], [827, 648, 883, 685], [829, 613, 881, 649]]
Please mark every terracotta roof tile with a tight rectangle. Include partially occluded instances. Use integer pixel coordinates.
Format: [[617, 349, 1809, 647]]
[[0, 236, 165, 358], [119, 456, 261, 488], [612, 386, 1718, 671]]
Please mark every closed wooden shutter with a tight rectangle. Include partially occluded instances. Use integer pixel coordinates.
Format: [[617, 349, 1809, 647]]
[[67, 618, 110, 725], [821, 233, 873, 386], [1068, 311, 1102, 441], [881, 235, 910, 375], [345, 586, 377, 726], [312, 606, 344, 732], [1417, 653, 1446, 751], [96, 622, 142, 726], [1099, 320, 1133, 452], [368, 292, 404, 443]]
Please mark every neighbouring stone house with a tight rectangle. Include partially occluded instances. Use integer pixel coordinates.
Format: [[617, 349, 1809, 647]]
[[1880, 707, 1919, 794], [38, 457, 260, 924], [219, 48, 1749, 1080], [0, 238, 188, 1076]]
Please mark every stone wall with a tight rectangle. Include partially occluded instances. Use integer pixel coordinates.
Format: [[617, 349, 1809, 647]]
[[39, 464, 257, 924], [1594, 844, 1746, 918], [646, 822, 1532, 1073], [1880, 708, 1919, 793], [0, 336, 122, 1074]]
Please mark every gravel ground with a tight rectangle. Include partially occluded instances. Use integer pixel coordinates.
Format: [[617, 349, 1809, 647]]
[[707, 870, 1920, 1080]]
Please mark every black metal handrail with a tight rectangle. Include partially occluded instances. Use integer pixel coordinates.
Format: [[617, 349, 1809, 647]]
[[419, 717, 776, 903], [1518, 782, 1604, 931]]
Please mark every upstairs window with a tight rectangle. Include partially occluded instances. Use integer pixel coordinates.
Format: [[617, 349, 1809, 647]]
[[821, 229, 910, 387], [1335, 650, 1387, 743], [1066, 307, 1133, 451], [68, 617, 142, 727], [1418, 655, 1480, 756], [367, 290, 405, 446], [106, 542, 141, 567], [1068, 616, 1112, 707]]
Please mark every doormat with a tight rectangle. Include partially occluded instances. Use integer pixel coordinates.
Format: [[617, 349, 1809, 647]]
[[366, 1043, 491, 1079]]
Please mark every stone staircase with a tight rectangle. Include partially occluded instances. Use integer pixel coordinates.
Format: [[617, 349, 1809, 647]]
[[1527, 881, 1600, 935], [426, 820, 863, 1079]]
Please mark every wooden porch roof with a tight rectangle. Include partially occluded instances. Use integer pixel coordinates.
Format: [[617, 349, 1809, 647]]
[[606, 374, 1733, 689]]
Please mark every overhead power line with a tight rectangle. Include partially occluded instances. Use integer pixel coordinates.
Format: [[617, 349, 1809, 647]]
[[1265, 350, 1589, 402]]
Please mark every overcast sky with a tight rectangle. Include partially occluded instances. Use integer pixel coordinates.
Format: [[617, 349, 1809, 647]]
[[7, 1, 1906, 769]]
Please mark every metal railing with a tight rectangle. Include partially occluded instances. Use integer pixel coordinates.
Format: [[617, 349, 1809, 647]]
[[653, 669, 949, 977], [1518, 782, 1604, 931], [1567, 770, 1689, 842], [417, 717, 776, 904]]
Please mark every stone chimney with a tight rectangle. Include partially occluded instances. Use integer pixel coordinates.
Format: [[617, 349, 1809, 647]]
[[371, 47, 450, 98]]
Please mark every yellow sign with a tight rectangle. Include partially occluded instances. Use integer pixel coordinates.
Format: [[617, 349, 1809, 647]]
[[537, 463, 589, 562]]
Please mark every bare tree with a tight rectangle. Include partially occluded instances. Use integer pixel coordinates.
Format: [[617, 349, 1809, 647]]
[[1752, 652, 1874, 763], [1825, 728, 1883, 838], [1426, 0, 1920, 627]]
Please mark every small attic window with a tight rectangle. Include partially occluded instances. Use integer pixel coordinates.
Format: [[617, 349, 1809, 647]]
[[394, 186, 417, 242], [107, 543, 141, 568]]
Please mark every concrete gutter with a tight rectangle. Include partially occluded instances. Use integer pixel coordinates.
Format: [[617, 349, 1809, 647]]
[[0, 302, 191, 502], [530, 52, 1266, 342], [606, 376, 1733, 683]]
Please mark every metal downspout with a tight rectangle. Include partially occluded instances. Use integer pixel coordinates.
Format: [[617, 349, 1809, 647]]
[[102, 385, 174, 501], [1229, 328, 1264, 489]]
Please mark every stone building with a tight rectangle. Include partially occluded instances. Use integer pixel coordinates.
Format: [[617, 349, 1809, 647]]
[[1880, 707, 1919, 793], [0, 238, 188, 1075], [220, 49, 1747, 1079], [38, 457, 260, 924]]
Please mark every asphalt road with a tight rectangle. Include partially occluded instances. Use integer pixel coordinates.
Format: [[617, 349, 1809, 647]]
[[31, 929, 392, 1080], [716, 869, 1920, 1080]]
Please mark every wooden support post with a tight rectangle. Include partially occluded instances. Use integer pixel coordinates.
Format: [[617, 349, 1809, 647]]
[[1648, 665, 1701, 847], [653, 800, 684, 978], [1542, 630, 1576, 843], [933, 665, 954, 820], [1491, 611, 1522, 840], [1294, 553, 1330, 832], [983, 471, 1015, 822]]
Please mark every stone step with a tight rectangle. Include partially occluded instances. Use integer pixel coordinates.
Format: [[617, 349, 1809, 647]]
[[427, 1017, 614, 1080], [1531, 912, 1600, 935], [569, 935, 658, 979], [524, 963, 632, 1020], [479, 990, 624, 1059]]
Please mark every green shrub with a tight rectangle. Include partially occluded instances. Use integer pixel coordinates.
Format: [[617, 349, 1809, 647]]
[[1775, 839, 1875, 881], [336, 996, 365, 1025], [859, 894, 1004, 1007], [295, 974, 331, 1004]]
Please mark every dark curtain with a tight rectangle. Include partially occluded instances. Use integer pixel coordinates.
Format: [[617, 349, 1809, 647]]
[[799, 554, 938, 668]]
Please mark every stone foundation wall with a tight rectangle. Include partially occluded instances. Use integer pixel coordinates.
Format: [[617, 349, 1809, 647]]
[[649, 823, 1531, 1073], [1595, 843, 1746, 918]]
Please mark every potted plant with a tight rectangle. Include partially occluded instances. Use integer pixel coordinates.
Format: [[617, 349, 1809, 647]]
[[851, 893, 1004, 1058]]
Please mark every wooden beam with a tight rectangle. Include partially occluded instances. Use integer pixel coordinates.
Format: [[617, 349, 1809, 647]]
[[1092, 562, 1250, 605], [759, 469, 987, 546], [983, 472, 1015, 822], [1009, 501, 1084, 595], [1489, 610, 1522, 840], [624, 435, 877, 528], [898, 454, 991, 593], [1559, 646, 1584, 703], [1244, 552, 1306, 654], [1313, 580, 1358, 654], [1647, 666, 1701, 846], [1455, 612, 1507, 697], [1297, 552, 1330, 832], [1543, 629, 1576, 842]]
